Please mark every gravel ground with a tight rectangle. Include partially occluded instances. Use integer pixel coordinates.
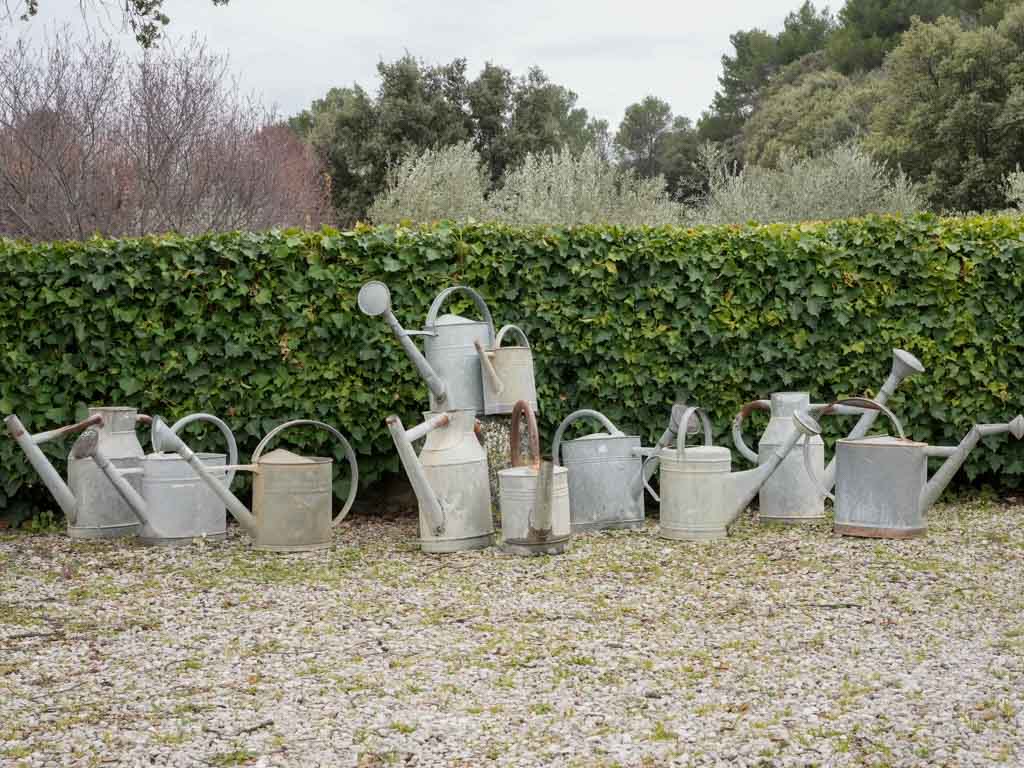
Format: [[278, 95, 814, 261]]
[[1, 500, 1023, 768]]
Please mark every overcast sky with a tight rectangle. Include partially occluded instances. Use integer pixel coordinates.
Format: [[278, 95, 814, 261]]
[[17, 0, 804, 128]]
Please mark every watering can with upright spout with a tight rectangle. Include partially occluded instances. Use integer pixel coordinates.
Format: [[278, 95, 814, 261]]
[[7, 406, 151, 539], [155, 419, 359, 551], [359, 281, 496, 414], [796, 397, 1024, 538]]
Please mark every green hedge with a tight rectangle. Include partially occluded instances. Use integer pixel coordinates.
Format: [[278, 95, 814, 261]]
[[2, 215, 1024, 519]]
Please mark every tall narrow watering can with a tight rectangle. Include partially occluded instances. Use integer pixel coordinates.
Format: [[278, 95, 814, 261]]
[[6, 407, 149, 539], [387, 409, 494, 553], [74, 413, 238, 546], [498, 401, 570, 555], [358, 281, 495, 414], [641, 406, 812, 541], [475, 325, 539, 415], [797, 398, 1024, 539], [156, 419, 359, 552], [731, 349, 925, 524], [552, 410, 646, 532]]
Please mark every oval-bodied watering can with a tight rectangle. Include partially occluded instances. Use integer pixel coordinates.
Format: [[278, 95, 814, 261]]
[[797, 397, 1024, 539], [387, 409, 494, 553], [475, 325, 539, 416], [552, 410, 646, 532], [155, 419, 358, 552], [731, 349, 925, 525], [642, 406, 813, 541], [6, 407, 149, 539], [75, 413, 239, 546], [359, 281, 495, 414], [498, 401, 570, 555]]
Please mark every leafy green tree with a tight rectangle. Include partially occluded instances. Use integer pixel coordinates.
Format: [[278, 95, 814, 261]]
[[467, 62, 514, 182], [615, 96, 672, 178]]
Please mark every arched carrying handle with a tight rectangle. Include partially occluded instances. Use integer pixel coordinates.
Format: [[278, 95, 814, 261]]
[[425, 286, 496, 337], [675, 407, 714, 459], [551, 409, 622, 467], [252, 419, 360, 527], [731, 399, 770, 464], [495, 324, 531, 349], [167, 413, 240, 489], [510, 401, 540, 469]]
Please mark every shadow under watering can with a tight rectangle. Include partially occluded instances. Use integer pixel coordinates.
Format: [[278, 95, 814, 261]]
[[154, 419, 358, 552], [358, 281, 495, 415], [70, 413, 238, 546], [796, 397, 1024, 539]]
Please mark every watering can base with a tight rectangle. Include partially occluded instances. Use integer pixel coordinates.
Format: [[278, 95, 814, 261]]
[[659, 525, 727, 541], [254, 540, 332, 553], [759, 513, 827, 525], [501, 537, 570, 556], [835, 523, 926, 539], [420, 532, 493, 554], [68, 522, 140, 539], [138, 532, 227, 547], [572, 517, 645, 533]]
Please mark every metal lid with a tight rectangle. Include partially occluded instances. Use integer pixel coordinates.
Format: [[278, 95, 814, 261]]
[[434, 313, 484, 326], [258, 448, 317, 464], [572, 432, 634, 442], [675, 445, 731, 463], [841, 436, 927, 448]]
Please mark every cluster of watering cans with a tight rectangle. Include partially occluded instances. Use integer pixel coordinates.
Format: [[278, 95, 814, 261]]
[[5, 408, 359, 551]]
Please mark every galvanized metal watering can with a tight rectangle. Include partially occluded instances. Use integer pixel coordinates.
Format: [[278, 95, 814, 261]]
[[6, 407, 150, 539], [498, 401, 570, 555], [359, 281, 495, 414], [387, 409, 494, 553], [731, 348, 925, 524], [797, 398, 1024, 539], [73, 413, 238, 546], [475, 325, 539, 416], [155, 419, 358, 552], [641, 406, 812, 541], [552, 410, 646, 532]]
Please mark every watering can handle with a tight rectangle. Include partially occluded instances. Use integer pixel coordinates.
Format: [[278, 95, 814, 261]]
[[731, 400, 770, 464], [817, 397, 905, 439], [551, 409, 622, 468], [252, 419, 360, 527], [168, 413, 240, 489], [425, 286, 496, 337], [474, 338, 504, 395], [676, 407, 713, 458], [495, 324, 531, 349], [801, 432, 833, 502], [509, 400, 540, 469]]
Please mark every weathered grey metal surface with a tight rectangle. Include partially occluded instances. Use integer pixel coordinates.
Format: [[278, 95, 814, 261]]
[[388, 409, 494, 553], [423, 287, 495, 414], [499, 401, 570, 555], [552, 409, 644, 532], [653, 406, 807, 541], [5, 407, 146, 539], [477, 325, 539, 416]]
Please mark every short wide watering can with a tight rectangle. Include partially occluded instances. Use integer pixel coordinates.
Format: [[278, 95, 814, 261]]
[[156, 419, 359, 552], [643, 406, 812, 541], [552, 410, 645, 532], [475, 325, 539, 416], [498, 401, 570, 555], [731, 349, 925, 525], [74, 413, 238, 546], [798, 398, 1024, 539], [6, 407, 149, 539], [387, 409, 494, 553], [359, 281, 495, 414]]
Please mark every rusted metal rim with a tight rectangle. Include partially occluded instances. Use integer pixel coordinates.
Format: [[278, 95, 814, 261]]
[[834, 524, 926, 539], [510, 400, 540, 469]]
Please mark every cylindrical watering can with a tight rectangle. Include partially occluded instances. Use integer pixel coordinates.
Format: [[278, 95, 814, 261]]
[[80, 413, 239, 546], [552, 410, 645, 532], [358, 281, 495, 414], [5, 406, 148, 539], [498, 401, 570, 555], [731, 349, 925, 524], [644, 406, 812, 541], [156, 419, 358, 552], [387, 409, 494, 553], [475, 325, 539, 416], [798, 398, 1024, 539]]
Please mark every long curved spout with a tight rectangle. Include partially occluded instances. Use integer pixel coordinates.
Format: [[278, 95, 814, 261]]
[[822, 348, 924, 489], [153, 420, 259, 536], [382, 309, 448, 404], [4, 412, 102, 524], [920, 415, 1024, 514], [725, 420, 806, 526], [70, 429, 152, 528], [387, 413, 449, 535]]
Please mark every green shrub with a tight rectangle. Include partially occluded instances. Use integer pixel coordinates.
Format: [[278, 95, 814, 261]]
[[2, 215, 1023, 517]]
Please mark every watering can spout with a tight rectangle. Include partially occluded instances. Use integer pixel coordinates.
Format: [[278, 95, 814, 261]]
[[386, 413, 449, 536], [919, 415, 1024, 514], [152, 419, 259, 536], [5, 412, 104, 525], [726, 420, 807, 525], [70, 428, 152, 528]]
